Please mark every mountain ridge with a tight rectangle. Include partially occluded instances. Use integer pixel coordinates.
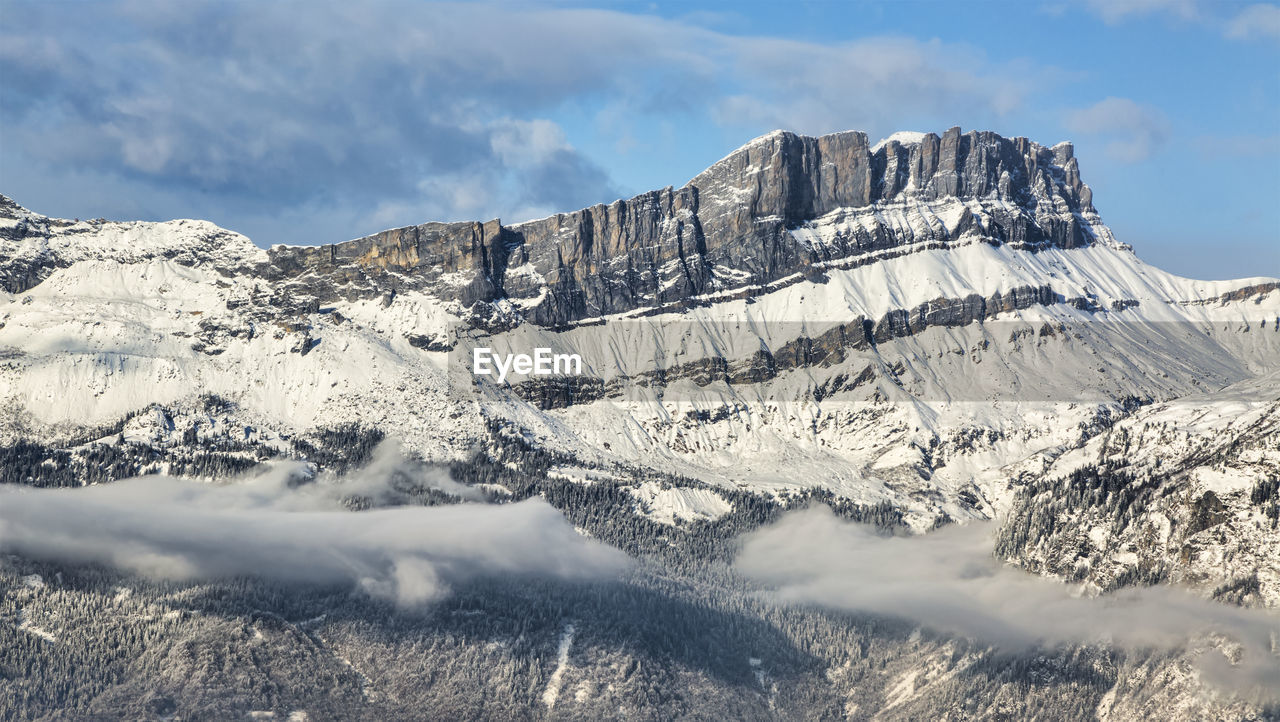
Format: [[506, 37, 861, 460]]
[[2, 128, 1280, 700], [3, 126, 1146, 329], [268, 125, 1118, 327]]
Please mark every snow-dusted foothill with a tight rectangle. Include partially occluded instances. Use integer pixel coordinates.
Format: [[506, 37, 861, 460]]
[[2, 126, 1279, 719]]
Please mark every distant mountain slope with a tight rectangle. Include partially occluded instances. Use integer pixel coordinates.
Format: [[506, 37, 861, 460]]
[[1, 125, 1277, 580], [3, 128, 1280, 720]]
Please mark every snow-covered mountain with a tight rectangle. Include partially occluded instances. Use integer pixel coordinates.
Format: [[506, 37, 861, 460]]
[[3, 128, 1276, 535], [3, 127, 1280, 719]]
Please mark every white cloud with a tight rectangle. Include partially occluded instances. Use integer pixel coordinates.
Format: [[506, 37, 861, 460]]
[[0, 453, 630, 606], [1224, 3, 1280, 40], [1065, 97, 1171, 162], [1085, 0, 1199, 23], [0, 1, 1053, 245], [736, 507, 1280, 701], [490, 119, 572, 169], [709, 36, 1041, 139], [1082, 0, 1280, 41]]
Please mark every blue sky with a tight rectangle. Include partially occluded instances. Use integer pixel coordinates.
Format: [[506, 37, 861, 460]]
[[1, 0, 1276, 279]]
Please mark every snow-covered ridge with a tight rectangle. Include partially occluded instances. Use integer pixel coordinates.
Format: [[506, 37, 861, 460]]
[[871, 130, 929, 152], [629, 482, 732, 525], [2, 125, 1278, 518], [0, 126, 1218, 331], [1, 195, 265, 294], [702, 128, 793, 171], [3, 122, 1279, 720]]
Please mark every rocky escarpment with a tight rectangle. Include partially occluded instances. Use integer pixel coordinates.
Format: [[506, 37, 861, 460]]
[[263, 127, 1114, 326], [1, 128, 1114, 329], [0, 195, 265, 295], [500, 284, 1141, 410]]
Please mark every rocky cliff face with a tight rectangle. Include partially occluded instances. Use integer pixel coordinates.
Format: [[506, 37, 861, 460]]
[[0, 196, 264, 295], [1, 127, 1112, 329], [258, 127, 1113, 327], [1, 126, 1278, 623], [3, 123, 1279, 722]]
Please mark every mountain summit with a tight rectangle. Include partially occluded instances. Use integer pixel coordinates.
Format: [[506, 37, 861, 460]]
[[0, 127, 1118, 324], [263, 126, 1120, 326], [2, 127, 1280, 718], [2, 123, 1276, 504]]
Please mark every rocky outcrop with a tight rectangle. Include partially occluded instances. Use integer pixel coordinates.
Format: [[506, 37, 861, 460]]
[[263, 128, 1111, 327], [503, 284, 1128, 410], [1180, 281, 1280, 306], [266, 218, 512, 306], [0, 128, 1122, 330], [1, 129, 1105, 320], [0, 194, 265, 294]]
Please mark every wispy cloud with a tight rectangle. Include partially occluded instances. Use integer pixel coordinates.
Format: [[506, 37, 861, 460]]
[[709, 36, 1041, 139], [0, 456, 629, 606], [1084, 0, 1199, 23], [1224, 3, 1280, 40], [0, 1, 1050, 245], [736, 507, 1280, 701], [1065, 97, 1171, 163], [1081, 0, 1280, 42], [0, 1, 639, 238]]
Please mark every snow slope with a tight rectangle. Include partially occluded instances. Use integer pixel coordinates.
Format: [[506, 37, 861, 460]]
[[1, 120, 1278, 537]]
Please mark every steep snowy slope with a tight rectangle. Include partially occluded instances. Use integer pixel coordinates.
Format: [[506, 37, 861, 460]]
[[998, 371, 1280, 603], [482, 238, 1278, 521], [2, 127, 1277, 532], [3, 127, 1279, 719]]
